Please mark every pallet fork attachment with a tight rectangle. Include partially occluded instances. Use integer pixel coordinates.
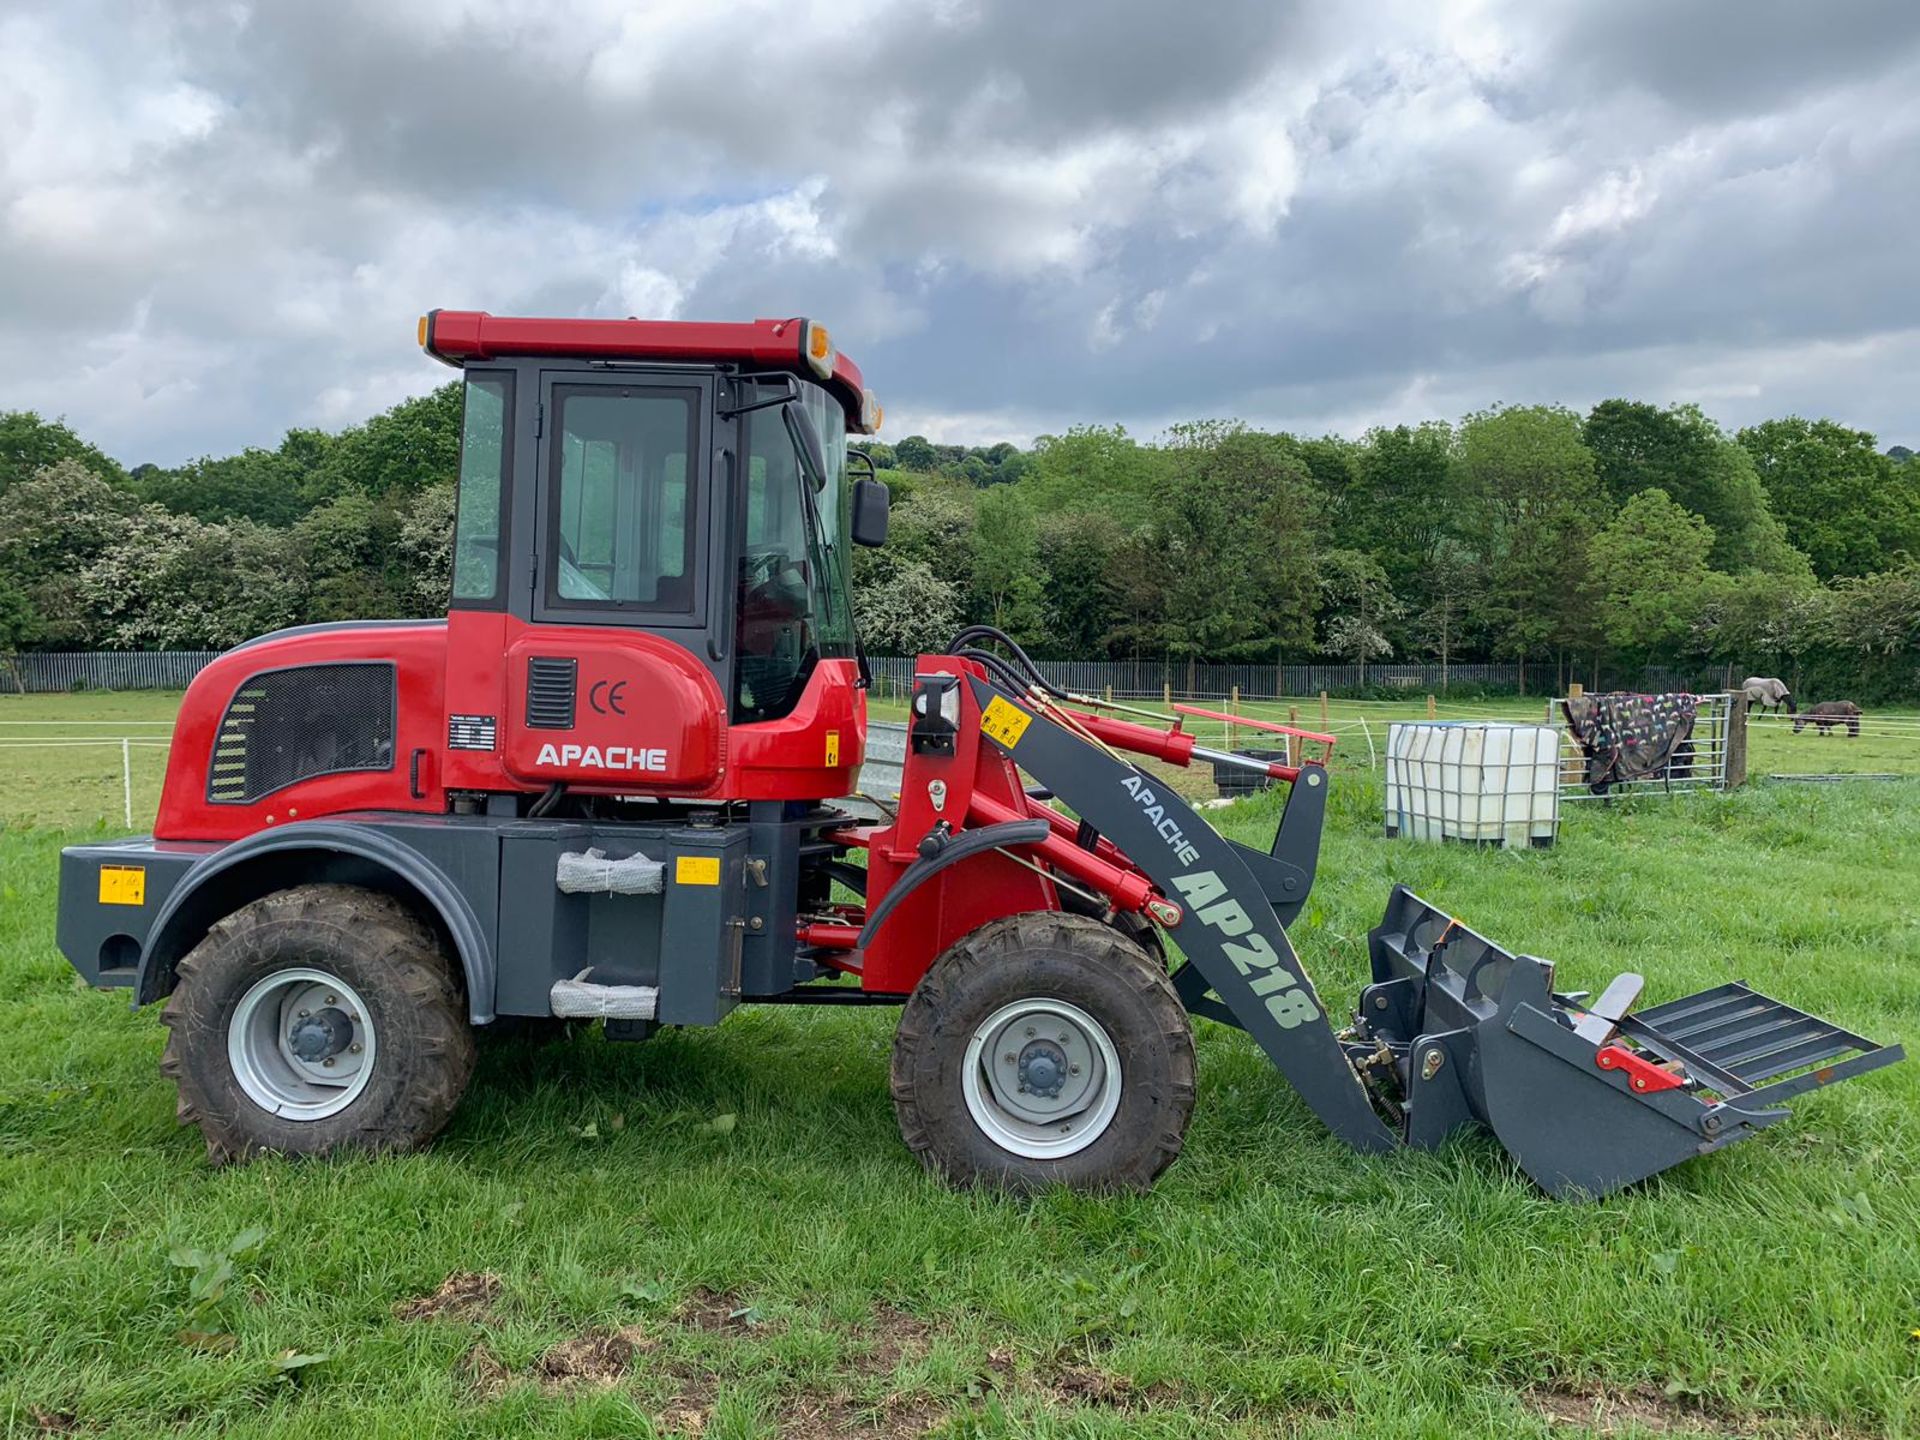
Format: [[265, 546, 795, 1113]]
[[965, 677, 1904, 1197]]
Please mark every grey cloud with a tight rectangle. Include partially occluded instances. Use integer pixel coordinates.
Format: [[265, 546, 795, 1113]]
[[1547, 0, 1920, 120], [1, 0, 1917, 466]]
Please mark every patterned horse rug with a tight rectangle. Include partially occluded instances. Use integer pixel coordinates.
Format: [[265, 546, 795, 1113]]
[[1561, 692, 1700, 795]]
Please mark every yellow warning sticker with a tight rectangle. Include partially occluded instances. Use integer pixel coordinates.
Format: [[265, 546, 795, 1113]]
[[980, 695, 1033, 749], [675, 855, 721, 886], [825, 729, 841, 767], [99, 865, 146, 906]]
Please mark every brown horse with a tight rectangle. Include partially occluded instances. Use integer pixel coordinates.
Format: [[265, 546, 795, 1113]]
[[1793, 701, 1860, 738]]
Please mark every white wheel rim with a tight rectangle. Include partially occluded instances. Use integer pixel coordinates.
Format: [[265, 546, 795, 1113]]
[[961, 997, 1123, 1160], [227, 967, 376, 1120]]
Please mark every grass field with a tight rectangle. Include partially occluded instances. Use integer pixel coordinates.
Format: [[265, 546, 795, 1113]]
[[1, 693, 1917, 1436]]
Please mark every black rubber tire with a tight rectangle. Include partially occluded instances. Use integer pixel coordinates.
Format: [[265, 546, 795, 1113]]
[[890, 911, 1196, 1192], [158, 884, 477, 1164]]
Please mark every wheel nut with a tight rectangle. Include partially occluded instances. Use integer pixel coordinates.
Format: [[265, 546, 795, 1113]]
[[349, 1042, 363, 1055], [1004, 1053, 1016, 1064], [324, 995, 337, 1005], [1069, 1064, 1081, 1075], [297, 1009, 311, 1018], [322, 1057, 336, 1068], [1025, 1027, 1035, 1038]]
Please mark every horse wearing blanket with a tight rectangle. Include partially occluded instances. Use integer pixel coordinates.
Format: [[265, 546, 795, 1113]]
[[1741, 676, 1794, 713]]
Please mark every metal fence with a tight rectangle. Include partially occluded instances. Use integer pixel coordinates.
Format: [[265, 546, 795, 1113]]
[[0, 649, 1734, 702], [1554, 692, 1739, 800], [0, 651, 220, 693], [866, 657, 1547, 700]]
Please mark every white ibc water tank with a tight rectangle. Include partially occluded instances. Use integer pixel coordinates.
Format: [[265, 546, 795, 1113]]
[[1384, 722, 1561, 848]]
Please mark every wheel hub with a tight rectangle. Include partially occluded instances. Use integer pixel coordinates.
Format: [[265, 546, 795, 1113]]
[[1017, 1039, 1068, 1098], [227, 968, 377, 1120], [962, 997, 1123, 1160], [287, 1007, 354, 1062]]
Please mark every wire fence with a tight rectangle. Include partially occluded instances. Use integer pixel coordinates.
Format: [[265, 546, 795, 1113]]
[[864, 656, 1727, 702], [0, 730, 175, 827], [0, 650, 1751, 702]]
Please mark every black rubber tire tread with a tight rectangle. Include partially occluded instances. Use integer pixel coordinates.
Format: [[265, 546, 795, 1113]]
[[158, 884, 476, 1164], [890, 911, 1196, 1193]]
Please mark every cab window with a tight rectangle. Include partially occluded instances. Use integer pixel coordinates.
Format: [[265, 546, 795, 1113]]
[[734, 395, 854, 723], [546, 385, 698, 611], [450, 373, 511, 606]]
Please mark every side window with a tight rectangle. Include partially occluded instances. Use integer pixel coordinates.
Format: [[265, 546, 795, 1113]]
[[547, 385, 698, 611], [451, 374, 512, 605], [735, 407, 813, 721]]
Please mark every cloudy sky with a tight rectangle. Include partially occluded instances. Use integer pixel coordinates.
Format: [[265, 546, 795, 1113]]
[[3, 0, 1918, 467]]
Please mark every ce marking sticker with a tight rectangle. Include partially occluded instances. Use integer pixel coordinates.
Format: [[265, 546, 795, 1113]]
[[589, 678, 629, 716]]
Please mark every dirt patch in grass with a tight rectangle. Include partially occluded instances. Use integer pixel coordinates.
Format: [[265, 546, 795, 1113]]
[[395, 1270, 502, 1323], [458, 1342, 513, 1400], [536, 1328, 654, 1387], [1526, 1383, 1861, 1437], [26, 1407, 78, 1435], [674, 1286, 772, 1333], [849, 1301, 937, 1376], [777, 1392, 947, 1439], [1046, 1362, 1178, 1409]]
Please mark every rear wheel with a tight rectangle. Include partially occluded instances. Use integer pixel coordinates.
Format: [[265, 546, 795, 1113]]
[[890, 912, 1195, 1192], [159, 885, 476, 1163]]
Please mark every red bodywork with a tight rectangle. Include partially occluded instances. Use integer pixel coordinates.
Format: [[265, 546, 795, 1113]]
[[830, 657, 1197, 993], [155, 614, 866, 841], [424, 310, 876, 434]]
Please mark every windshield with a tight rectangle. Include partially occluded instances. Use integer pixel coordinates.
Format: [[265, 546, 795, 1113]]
[[734, 385, 855, 722]]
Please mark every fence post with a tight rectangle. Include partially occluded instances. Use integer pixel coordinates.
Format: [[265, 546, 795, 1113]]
[[1163, 680, 1172, 708], [1724, 692, 1748, 790], [1427, 693, 1437, 719], [1228, 684, 1239, 749], [1318, 691, 1330, 730], [1103, 684, 1112, 706], [122, 737, 133, 830]]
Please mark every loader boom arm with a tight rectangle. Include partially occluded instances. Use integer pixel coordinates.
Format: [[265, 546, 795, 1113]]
[[961, 676, 1397, 1152]]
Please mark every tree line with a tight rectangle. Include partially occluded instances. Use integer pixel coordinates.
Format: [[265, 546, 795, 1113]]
[[2, 391, 1916, 698]]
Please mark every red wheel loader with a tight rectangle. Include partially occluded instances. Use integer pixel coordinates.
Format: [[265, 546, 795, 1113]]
[[55, 312, 1901, 1196]]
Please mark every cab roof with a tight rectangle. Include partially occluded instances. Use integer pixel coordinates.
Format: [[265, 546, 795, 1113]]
[[421, 309, 877, 434]]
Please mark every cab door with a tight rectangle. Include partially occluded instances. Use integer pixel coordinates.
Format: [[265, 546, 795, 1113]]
[[530, 370, 716, 638]]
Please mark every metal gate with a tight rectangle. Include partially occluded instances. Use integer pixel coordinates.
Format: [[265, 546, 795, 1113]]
[[1555, 692, 1742, 799]]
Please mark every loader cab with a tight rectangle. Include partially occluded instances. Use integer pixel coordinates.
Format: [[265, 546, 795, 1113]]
[[431, 312, 886, 736]]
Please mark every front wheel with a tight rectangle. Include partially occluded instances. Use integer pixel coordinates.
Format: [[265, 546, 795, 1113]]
[[159, 885, 476, 1163], [890, 912, 1196, 1192]]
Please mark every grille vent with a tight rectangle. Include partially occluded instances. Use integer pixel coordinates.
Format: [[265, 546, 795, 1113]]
[[209, 663, 396, 805], [526, 657, 578, 729]]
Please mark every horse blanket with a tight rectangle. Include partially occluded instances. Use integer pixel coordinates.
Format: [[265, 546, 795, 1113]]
[[1561, 692, 1700, 795]]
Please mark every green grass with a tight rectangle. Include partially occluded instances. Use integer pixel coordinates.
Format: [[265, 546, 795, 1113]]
[[1, 697, 1918, 1435], [0, 691, 182, 831]]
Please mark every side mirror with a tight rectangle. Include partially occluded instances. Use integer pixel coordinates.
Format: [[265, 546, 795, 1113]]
[[782, 400, 830, 488], [851, 477, 890, 547]]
